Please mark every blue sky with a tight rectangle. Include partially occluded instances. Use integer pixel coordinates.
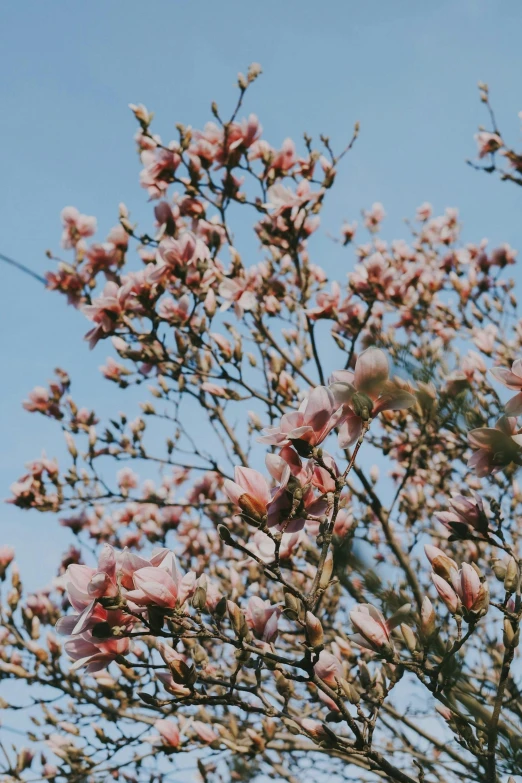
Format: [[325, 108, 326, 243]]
[[1, 0, 522, 593]]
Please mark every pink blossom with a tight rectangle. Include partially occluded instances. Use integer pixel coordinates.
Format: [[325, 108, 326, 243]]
[[158, 294, 190, 324], [64, 634, 130, 673], [259, 386, 345, 453], [306, 282, 341, 320], [23, 386, 51, 413], [0, 545, 15, 579], [60, 206, 97, 249], [192, 721, 218, 744], [424, 545, 458, 580], [247, 530, 303, 562], [268, 138, 297, 174], [329, 347, 415, 447], [245, 596, 281, 642], [490, 358, 522, 415], [349, 604, 393, 653], [475, 131, 503, 158], [139, 145, 181, 199], [468, 416, 522, 476], [313, 650, 343, 686], [117, 467, 139, 492], [437, 492, 489, 537], [125, 552, 196, 609], [363, 202, 386, 232], [154, 719, 181, 748], [224, 466, 271, 520], [219, 274, 258, 318]]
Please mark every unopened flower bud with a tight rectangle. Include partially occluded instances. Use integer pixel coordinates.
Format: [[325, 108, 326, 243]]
[[401, 623, 417, 653], [284, 591, 302, 621], [319, 552, 334, 589], [492, 559, 507, 581], [504, 557, 519, 594], [340, 678, 360, 704], [420, 597, 436, 640], [192, 585, 207, 611], [305, 611, 324, 648], [274, 670, 294, 699], [350, 392, 373, 420], [227, 600, 249, 639]]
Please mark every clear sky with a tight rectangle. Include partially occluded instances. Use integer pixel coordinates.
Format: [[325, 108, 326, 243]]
[[1, 0, 522, 593]]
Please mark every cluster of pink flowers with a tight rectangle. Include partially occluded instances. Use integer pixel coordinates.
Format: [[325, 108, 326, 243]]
[[7, 72, 522, 783]]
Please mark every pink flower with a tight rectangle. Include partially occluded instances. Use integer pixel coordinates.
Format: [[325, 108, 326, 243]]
[[154, 719, 181, 748], [259, 386, 345, 454], [0, 545, 15, 579], [306, 282, 341, 321], [219, 275, 258, 318], [432, 573, 460, 614], [313, 650, 343, 686], [267, 138, 296, 174], [490, 359, 522, 415], [468, 416, 522, 477], [158, 294, 190, 324], [139, 145, 181, 199], [475, 131, 503, 158], [349, 604, 393, 653], [245, 596, 281, 643], [60, 206, 97, 249], [224, 466, 271, 521], [192, 721, 218, 744], [300, 719, 330, 741], [341, 221, 357, 245], [125, 552, 196, 609], [424, 545, 458, 580], [64, 635, 129, 673], [65, 545, 118, 610], [23, 386, 50, 413], [437, 492, 489, 537], [363, 202, 386, 232], [416, 202, 433, 221], [117, 467, 139, 492], [455, 563, 482, 611], [247, 530, 303, 562], [432, 563, 488, 616], [329, 348, 415, 447], [152, 232, 209, 282]]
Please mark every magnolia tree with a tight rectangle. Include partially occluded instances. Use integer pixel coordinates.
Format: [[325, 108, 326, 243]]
[[2, 69, 522, 783]]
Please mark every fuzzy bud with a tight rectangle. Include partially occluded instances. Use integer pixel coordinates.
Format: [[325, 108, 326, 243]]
[[305, 611, 324, 648], [504, 557, 519, 594]]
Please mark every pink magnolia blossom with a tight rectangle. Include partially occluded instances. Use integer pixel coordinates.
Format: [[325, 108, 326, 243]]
[[60, 206, 97, 249], [219, 274, 258, 317], [437, 492, 489, 537], [475, 131, 503, 158], [329, 347, 415, 447], [349, 604, 393, 653], [224, 466, 271, 520], [245, 596, 281, 642], [468, 416, 522, 476], [490, 358, 522, 415], [64, 634, 130, 673], [306, 282, 341, 320], [154, 719, 181, 748], [192, 721, 218, 744], [125, 552, 196, 609], [432, 564, 488, 616], [313, 649, 343, 686], [259, 386, 345, 453], [0, 545, 15, 579], [424, 545, 458, 580], [247, 530, 303, 562]]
